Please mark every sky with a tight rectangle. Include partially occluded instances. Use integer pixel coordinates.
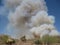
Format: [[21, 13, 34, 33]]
[[0, 0, 60, 34]]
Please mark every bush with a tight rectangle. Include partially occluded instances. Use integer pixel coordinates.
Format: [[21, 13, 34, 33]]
[[34, 39, 42, 45], [0, 35, 9, 43], [20, 36, 26, 42], [42, 35, 59, 43]]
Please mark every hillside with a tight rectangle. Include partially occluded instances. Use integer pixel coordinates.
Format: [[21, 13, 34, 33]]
[[0, 35, 60, 45]]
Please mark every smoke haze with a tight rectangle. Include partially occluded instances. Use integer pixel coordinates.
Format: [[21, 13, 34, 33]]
[[2, 0, 59, 39]]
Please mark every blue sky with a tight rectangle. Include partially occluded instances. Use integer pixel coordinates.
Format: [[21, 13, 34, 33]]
[[45, 0, 60, 32], [0, 0, 60, 34]]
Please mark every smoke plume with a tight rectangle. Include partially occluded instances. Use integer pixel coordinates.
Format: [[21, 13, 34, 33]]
[[3, 0, 59, 39]]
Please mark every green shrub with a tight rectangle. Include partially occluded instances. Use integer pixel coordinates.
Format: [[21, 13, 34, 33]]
[[34, 39, 42, 45], [42, 35, 59, 43], [1, 35, 9, 43]]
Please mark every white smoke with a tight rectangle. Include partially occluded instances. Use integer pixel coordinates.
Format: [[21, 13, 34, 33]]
[[30, 24, 59, 38], [49, 30, 59, 36], [31, 11, 55, 27], [4, 0, 22, 9], [3, 0, 59, 39]]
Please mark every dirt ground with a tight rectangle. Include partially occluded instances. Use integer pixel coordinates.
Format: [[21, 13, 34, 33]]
[[17, 40, 60, 45]]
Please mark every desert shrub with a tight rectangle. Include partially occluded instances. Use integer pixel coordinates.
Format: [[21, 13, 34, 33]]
[[0, 35, 9, 43], [34, 39, 42, 45], [20, 36, 26, 42]]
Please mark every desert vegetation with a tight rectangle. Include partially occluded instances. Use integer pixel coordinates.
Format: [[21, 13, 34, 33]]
[[17, 35, 60, 45], [0, 35, 17, 45], [0, 34, 60, 45]]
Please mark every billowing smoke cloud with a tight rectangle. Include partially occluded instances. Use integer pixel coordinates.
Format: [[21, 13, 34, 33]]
[[30, 11, 55, 27], [3, 0, 59, 39], [30, 24, 59, 38]]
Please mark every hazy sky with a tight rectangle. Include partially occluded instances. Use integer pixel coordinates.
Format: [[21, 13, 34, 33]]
[[0, 0, 60, 34]]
